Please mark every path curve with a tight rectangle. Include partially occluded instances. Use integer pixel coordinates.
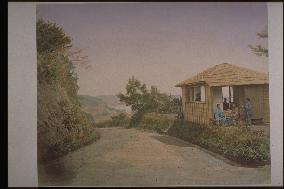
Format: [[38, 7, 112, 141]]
[[38, 127, 270, 186]]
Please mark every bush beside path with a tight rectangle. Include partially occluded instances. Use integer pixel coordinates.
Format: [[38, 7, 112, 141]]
[[38, 127, 270, 186]]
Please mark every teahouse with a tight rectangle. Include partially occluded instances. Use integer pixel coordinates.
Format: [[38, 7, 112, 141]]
[[176, 63, 269, 125]]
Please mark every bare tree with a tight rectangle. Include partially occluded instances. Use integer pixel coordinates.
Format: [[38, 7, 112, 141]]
[[68, 46, 92, 69]]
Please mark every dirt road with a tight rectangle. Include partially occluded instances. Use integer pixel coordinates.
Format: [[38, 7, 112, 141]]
[[38, 127, 270, 186]]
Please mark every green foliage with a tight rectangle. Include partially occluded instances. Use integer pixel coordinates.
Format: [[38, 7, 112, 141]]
[[249, 45, 268, 57], [128, 111, 144, 128], [117, 76, 180, 127], [256, 26, 268, 38], [37, 83, 98, 162], [83, 111, 96, 125], [37, 18, 71, 55], [110, 113, 130, 127], [94, 113, 130, 128], [249, 26, 268, 58], [94, 120, 113, 128], [167, 120, 270, 165], [37, 47, 79, 105], [37, 18, 97, 162], [138, 113, 176, 134]]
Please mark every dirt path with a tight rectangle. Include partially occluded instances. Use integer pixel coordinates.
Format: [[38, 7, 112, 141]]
[[38, 127, 270, 186]]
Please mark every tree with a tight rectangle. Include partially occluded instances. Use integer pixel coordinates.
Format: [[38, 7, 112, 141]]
[[249, 25, 268, 58], [117, 76, 179, 127], [37, 18, 90, 68], [37, 19, 93, 103], [37, 18, 71, 55], [37, 19, 79, 103]]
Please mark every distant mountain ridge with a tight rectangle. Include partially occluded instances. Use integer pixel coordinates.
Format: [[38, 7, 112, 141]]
[[95, 95, 123, 106], [78, 95, 104, 107], [78, 94, 123, 107], [78, 94, 126, 123], [95, 95, 131, 113]]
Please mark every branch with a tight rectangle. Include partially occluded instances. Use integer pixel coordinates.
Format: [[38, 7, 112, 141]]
[[249, 45, 268, 57], [68, 47, 92, 68], [257, 25, 268, 38]]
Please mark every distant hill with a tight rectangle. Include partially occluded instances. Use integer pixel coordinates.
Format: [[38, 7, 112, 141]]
[[96, 95, 132, 114], [78, 95, 104, 107], [78, 94, 127, 123], [95, 95, 123, 106]]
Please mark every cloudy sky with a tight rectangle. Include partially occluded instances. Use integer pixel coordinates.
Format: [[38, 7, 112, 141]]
[[37, 2, 268, 96]]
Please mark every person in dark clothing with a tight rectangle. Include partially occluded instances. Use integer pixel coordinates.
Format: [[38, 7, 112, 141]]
[[244, 98, 252, 125], [223, 98, 230, 110]]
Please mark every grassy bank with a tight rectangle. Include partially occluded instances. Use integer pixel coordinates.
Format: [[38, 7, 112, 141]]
[[124, 112, 270, 166], [167, 120, 270, 166]]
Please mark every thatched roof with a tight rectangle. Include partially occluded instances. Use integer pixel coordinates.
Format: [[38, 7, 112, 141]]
[[176, 63, 269, 87]]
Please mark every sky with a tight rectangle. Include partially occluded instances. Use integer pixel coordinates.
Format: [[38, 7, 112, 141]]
[[37, 2, 268, 96]]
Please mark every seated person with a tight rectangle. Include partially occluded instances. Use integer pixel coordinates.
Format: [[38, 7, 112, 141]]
[[231, 103, 239, 118], [230, 102, 240, 125], [214, 103, 227, 125]]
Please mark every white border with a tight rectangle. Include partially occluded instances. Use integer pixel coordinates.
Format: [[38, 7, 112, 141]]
[[8, 2, 38, 187], [268, 2, 283, 186], [8, 2, 283, 186]]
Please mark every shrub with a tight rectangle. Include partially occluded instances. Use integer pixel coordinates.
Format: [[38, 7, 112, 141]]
[[167, 120, 270, 165], [111, 113, 130, 127], [128, 111, 144, 128], [137, 113, 176, 134], [117, 77, 181, 124], [94, 120, 113, 128], [37, 84, 99, 162], [83, 111, 96, 125], [94, 113, 130, 128]]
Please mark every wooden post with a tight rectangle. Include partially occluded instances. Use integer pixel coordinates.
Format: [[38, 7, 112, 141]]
[[229, 86, 232, 108]]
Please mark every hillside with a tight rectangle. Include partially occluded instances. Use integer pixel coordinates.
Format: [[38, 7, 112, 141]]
[[78, 94, 127, 123], [37, 19, 98, 162], [96, 95, 124, 106], [78, 95, 104, 107]]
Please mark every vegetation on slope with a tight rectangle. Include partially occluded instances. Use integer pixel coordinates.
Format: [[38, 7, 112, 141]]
[[167, 120, 270, 166], [37, 19, 98, 162]]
